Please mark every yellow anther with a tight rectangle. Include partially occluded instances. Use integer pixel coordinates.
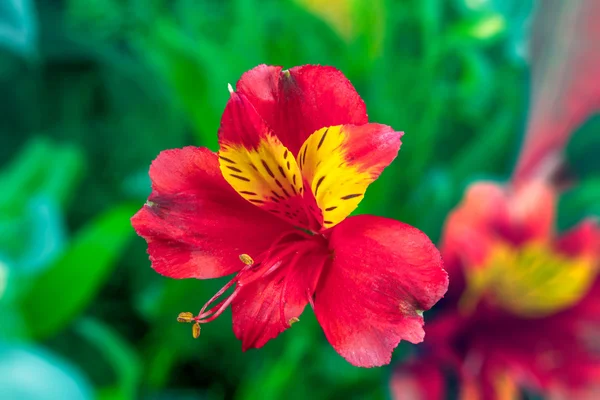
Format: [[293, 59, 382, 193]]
[[177, 312, 195, 323], [192, 322, 201, 339], [288, 317, 300, 326], [239, 254, 254, 265]]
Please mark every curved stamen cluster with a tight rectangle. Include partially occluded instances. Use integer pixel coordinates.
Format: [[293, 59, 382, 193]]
[[177, 230, 320, 338]]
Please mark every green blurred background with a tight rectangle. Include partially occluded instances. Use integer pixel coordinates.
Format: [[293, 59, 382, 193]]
[[0, 0, 598, 399]]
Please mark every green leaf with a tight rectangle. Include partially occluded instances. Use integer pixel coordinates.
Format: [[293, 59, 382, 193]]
[[74, 318, 141, 400], [142, 21, 230, 149], [449, 12, 507, 42], [18, 203, 138, 339], [0, 139, 84, 274], [0, 137, 52, 208], [235, 315, 317, 400], [0, 137, 84, 209], [566, 115, 600, 179], [558, 178, 600, 231], [401, 169, 457, 242], [39, 144, 85, 208], [12, 196, 67, 274], [449, 108, 516, 180]]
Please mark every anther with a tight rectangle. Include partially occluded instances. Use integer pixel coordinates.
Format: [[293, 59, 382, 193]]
[[192, 322, 201, 339], [288, 317, 299, 326], [239, 254, 254, 265], [177, 312, 195, 323], [227, 83, 234, 94]]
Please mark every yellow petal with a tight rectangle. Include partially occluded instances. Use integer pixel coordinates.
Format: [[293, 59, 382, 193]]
[[461, 242, 597, 318], [297, 124, 400, 229], [219, 134, 309, 226]]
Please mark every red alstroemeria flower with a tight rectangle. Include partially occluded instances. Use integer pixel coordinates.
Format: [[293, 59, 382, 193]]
[[391, 180, 600, 398], [131, 65, 448, 367]]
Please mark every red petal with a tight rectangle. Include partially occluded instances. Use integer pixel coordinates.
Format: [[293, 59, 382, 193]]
[[441, 181, 556, 277], [131, 147, 290, 279], [441, 182, 551, 301], [231, 241, 328, 350], [314, 215, 448, 367], [549, 385, 600, 400], [505, 181, 556, 244], [390, 358, 446, 400], [218, 91, 271, 149], [236, 64, 368, 155], [448, 298, 600, 393], [341, 123, 402, 171], [513, 0, 600, 183], [477, 311, 600, 391], [555, 218, 600, 259], [441, 182, 508, 286]]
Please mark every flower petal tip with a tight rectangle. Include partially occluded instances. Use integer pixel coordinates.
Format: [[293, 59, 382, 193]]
[[314, 216, 448, 367]]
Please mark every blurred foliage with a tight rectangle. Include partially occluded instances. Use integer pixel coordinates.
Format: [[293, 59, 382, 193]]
[[0, 0, 597, 399]]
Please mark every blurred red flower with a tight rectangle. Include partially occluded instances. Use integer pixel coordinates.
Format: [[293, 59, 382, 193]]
[[392, 181, 600, 398], [131, 64, 448, 367]]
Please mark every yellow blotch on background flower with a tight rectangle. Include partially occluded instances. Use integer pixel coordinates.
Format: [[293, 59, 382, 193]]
[[460, 243, 597, 317]]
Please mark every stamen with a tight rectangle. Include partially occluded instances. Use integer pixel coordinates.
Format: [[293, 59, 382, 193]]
[[239, 254, 254, 265], [176, 231, 316, 338], [192, 322, 201, 338], [198, 290, 241, 323], [176, 311, 202, 338], [177, 312, 195, 323], [199, 276, 239, 316], [236, 244, 302, 287], [199, 255, 289, 324]]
